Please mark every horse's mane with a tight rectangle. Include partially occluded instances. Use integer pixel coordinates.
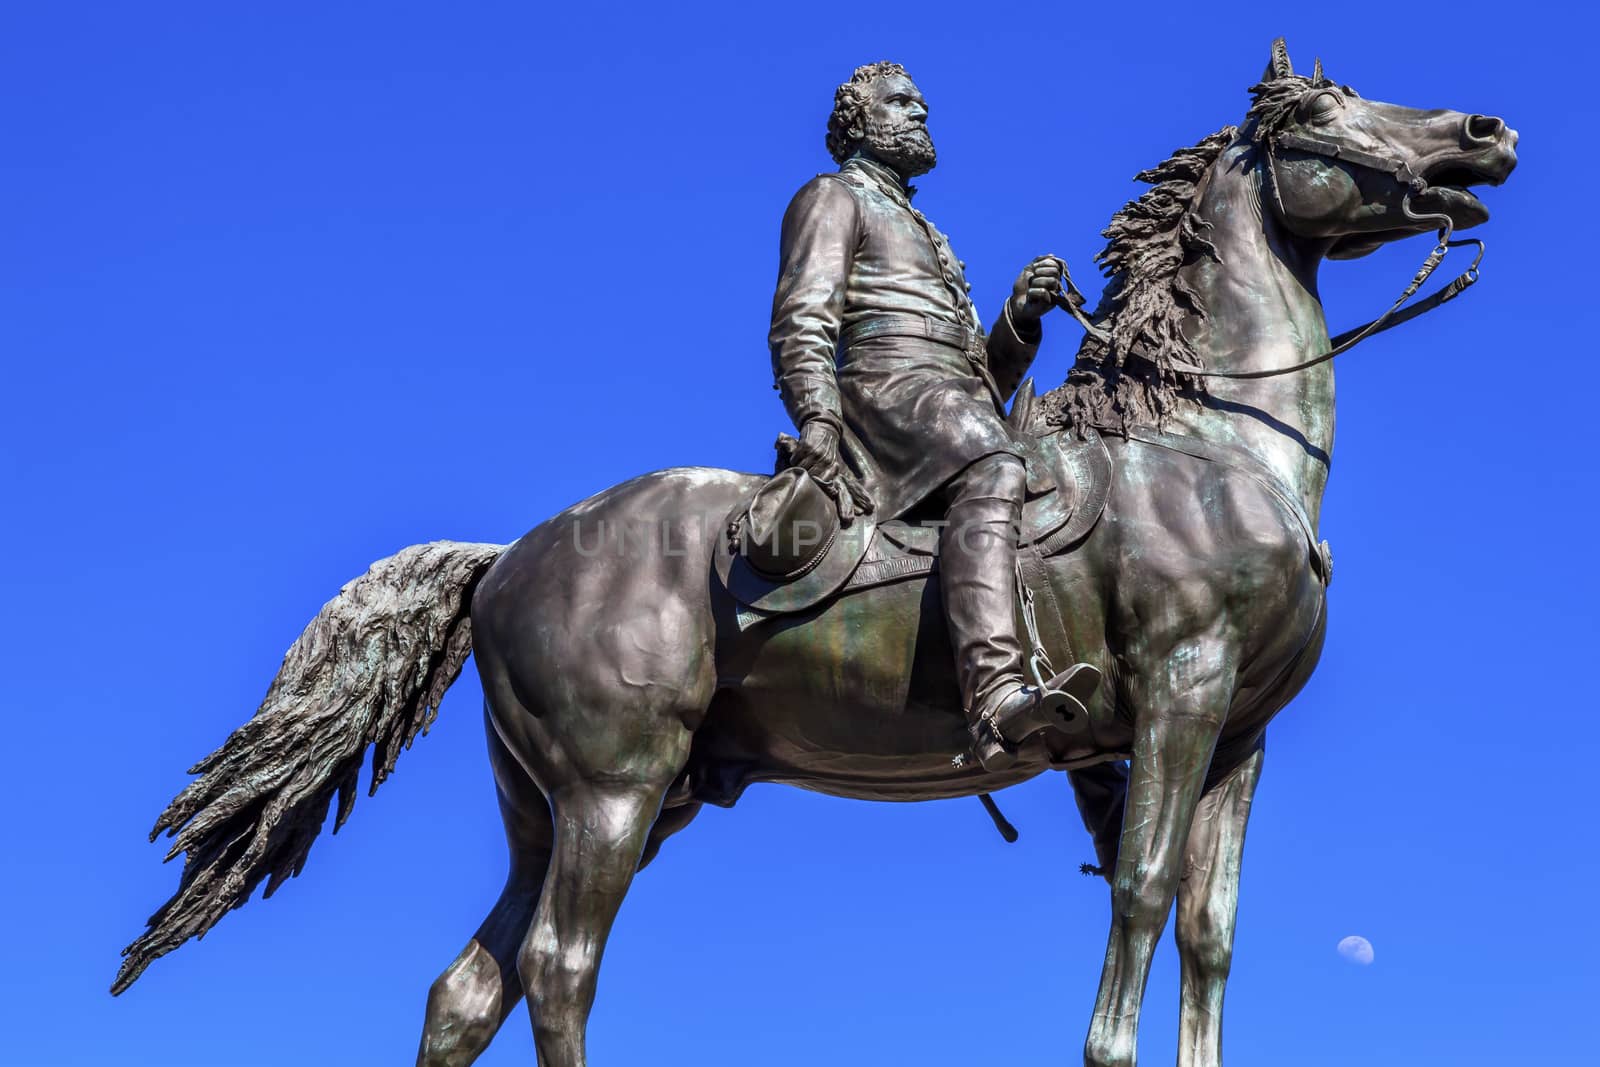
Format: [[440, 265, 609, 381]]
[[1037, 73, 1332, 434]]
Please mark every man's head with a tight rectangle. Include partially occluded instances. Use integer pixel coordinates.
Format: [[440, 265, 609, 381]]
[[825, 62, 936, 178]]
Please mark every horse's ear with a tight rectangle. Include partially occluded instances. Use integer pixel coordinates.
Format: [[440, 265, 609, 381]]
[[1312, 57, 1325, 84], [1264, 37, 1294, 81]]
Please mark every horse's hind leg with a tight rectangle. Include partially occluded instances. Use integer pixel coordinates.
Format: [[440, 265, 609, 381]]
[[417, 708, 554, 1067], [471, 493, 718, 1065], [521, 771, 686, 1067], [417, 876, 543, 1067], [1175, 741, 1264, 1067], [417, 714, 701, 1067]]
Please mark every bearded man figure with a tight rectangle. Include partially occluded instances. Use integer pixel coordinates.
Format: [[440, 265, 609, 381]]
[[769, 61, 1101, 770]]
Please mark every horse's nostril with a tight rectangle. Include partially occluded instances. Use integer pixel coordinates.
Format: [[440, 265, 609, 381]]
[[1467, 114, 1506, 142]]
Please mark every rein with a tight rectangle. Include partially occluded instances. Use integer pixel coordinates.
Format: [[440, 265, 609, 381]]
[[1057, 130, 1487, 381]]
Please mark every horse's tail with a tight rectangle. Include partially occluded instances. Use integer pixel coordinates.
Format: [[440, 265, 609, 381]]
[[111, 539, 506, 995]]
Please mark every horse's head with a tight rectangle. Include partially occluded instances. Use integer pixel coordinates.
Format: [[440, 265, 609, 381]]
[[1249, 39, 1517, 260]]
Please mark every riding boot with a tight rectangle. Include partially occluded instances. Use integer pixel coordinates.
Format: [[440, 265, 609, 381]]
[[940, 454, 1101, 772]]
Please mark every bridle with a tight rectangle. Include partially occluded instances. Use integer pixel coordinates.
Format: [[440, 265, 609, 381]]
[[1053, 124, 1487, 381]]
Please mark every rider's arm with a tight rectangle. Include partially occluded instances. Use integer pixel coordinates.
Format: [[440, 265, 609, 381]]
[[985, 301, 1042, 405], [769, 176, 860, 435]]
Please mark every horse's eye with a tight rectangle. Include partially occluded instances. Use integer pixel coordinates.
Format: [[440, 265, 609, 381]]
[[1299, 91, 1342, 123]]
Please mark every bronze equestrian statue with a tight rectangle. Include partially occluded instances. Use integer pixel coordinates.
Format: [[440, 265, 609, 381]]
[[769, 60, 1100, 770], [114, 41, 1517, 1067]]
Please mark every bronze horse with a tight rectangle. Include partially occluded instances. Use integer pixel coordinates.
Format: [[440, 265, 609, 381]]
[[115, 41, 1516, 1067]]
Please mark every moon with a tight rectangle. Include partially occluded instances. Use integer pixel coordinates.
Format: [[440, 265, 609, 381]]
[[1337, 935, 1374, 965]]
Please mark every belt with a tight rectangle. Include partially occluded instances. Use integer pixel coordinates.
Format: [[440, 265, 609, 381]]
[[841, 313, 981, 356]]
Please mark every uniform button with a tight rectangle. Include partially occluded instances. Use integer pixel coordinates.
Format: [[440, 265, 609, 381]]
[[939, 253, 949, 265], [958, 259, 967, 270], [964, 281, 972, 292]]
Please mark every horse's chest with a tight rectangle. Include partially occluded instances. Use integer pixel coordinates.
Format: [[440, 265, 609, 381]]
[[1231, 579, 1327, 730]]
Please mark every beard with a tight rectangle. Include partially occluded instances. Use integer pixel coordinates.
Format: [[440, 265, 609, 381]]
[[861, 118, 937, 178]]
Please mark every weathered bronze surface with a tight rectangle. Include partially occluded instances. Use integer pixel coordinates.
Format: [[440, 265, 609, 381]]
[[115, 40, 1516, 1067], [768, 59, 1105, 769]]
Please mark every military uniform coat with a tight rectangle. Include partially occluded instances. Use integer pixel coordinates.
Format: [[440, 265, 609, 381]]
[[768, 156, 1042, 521]]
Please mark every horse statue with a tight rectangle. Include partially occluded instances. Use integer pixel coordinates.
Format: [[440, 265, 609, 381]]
[[114, 40, 1516, 1067]]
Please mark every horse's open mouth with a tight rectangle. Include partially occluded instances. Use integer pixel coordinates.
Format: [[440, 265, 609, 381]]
[[1413, 152, 1516, 226], [1426, 161, 1506, 190], [1409, 149, 1519, 228], [1413, 184, 1490, 226], [1328, 156, 1505, 259]]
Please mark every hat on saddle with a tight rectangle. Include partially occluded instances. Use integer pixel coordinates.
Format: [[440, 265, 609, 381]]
[[741, 467, 838, 578], [715, 466, 876, 613]]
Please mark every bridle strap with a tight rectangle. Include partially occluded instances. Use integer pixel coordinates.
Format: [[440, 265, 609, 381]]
[[1074, 130, 1487, 382], [1050, 263, 1112, 347], [1272, 130, 1429, 193], [1187, 227, 1484, 381]]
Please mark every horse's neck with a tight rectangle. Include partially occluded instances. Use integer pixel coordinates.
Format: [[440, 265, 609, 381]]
[[1165, 146, 1335, 529]]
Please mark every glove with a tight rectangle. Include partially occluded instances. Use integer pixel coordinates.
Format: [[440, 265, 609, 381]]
[[776, 421, 875, 525]]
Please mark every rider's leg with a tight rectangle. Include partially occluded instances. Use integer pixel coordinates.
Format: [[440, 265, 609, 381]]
[[939, 453, 1100, 769], [939, 452, 1029, 721]]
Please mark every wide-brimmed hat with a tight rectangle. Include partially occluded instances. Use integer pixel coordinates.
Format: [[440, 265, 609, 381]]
[[713, 467, 874, 613]]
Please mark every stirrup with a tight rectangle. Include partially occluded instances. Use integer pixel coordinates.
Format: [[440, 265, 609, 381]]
[[993, 662, 1101, 744], [958, 663, 1103, 773], [1028, 662, 1101, 737]]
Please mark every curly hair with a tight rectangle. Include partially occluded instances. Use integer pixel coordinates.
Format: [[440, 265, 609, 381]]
[[826, 61, 910, 164]]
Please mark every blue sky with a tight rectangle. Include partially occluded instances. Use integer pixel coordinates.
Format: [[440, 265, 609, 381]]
[[3, 2, 1593, 1064]]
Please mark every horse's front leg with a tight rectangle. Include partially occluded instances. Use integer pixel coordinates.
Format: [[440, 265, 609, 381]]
[[1083, 638, 1233, 1067], [1175, 740, 1264, 1067]]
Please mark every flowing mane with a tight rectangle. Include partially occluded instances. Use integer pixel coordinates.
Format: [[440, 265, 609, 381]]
[[1037, 73, 1337, 434]]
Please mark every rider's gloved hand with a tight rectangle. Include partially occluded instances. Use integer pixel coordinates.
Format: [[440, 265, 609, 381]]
[[1008, 255, 1079, 325], [782, 420, 875, 525], [798, 418, 842, 461]]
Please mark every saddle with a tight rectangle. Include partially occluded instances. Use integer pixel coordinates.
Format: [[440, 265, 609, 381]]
[[714, 380, 1111, 624]]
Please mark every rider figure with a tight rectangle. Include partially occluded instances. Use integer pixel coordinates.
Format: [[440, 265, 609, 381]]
[[769, 62, 1100, 770]]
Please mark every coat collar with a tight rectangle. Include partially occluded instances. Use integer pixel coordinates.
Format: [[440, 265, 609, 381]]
[[844, 154, 918, 204]]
